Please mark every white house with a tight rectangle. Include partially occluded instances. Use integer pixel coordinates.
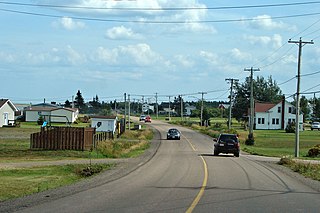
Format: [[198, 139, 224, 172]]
[[91, 116, 117, 133], [25, 105, 79, 124], [0, 99, 18, 127], [253, 100, 304, 130], [185, 104, 196, 116]]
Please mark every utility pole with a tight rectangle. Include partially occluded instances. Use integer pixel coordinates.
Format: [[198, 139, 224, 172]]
[[128, 94, 131, 131], [199, 92, 207, 126], [244, 67, 260, 137], [124, 93, 127, 130], [155, 93, 158, 119], [225, 78, 239, 130], [168, 96, 171, 120], [289, 37, 314, 157], [180, 95, 183, 121]]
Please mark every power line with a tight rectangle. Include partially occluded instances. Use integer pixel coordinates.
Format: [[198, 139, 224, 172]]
[[1, 1, 320, 11], [1, 8, 320, 24]]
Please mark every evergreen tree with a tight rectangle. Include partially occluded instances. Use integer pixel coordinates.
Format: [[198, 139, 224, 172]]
[[75, 90, 85, 112], [64, 100, 71, 108]]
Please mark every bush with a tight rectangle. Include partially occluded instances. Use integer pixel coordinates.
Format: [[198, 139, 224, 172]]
[[37, 116, 44, 125], [76, 164, 105, 177], [245, 133, 255, 145], [285, 122, 295, 133], [307, 144, 320, 157]]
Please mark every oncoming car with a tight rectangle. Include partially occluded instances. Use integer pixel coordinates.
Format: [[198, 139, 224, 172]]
[[167, 128, 181, 140], [139, 115, 146, 121], [213, 133, 240, 157]]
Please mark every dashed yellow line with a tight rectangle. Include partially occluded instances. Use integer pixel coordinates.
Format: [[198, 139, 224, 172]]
[[183, 135, 208, 213]]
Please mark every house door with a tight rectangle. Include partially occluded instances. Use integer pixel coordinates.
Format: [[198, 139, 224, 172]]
[[3, 113, 8, 125]]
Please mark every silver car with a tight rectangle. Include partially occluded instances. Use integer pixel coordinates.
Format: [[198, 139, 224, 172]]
[[311, 122, 320, 130]]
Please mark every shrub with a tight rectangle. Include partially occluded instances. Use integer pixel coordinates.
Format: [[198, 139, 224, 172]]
[[245, 133, 255, 145], [37, 116, 44, 125], [307, 144, 320, 158], [285, 122, 295, 133]]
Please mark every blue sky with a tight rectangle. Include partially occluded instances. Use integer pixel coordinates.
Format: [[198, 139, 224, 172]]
[[1, 0, 320, 104]]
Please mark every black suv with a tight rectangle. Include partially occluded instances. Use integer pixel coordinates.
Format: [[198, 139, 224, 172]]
[[213, 133, 240, 157]]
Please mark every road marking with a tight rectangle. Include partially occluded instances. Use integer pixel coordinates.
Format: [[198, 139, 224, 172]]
[[184, 135, 208, 213]]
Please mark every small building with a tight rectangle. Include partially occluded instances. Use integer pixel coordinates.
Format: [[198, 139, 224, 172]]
[[24, 105, 79, 124], [252, 100, 304, 130], [91, 116, 117, 133], [0, 99, 18, 127]]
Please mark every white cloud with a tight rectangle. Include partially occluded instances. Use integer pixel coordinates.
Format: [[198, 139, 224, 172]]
[[105, 26, 142, 40], [54, 17, 85, 30], [246, 15, 295, 31], [66, 45, 86, 65], [199, 51, 219, 65], [244, 34, 283, 48], [230, 48, 251, 61], [93, 43, 163, 67], [174, 55, 194, 68]]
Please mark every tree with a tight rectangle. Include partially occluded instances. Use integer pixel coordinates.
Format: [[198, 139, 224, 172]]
[[64, 100, 71, 108], [75, 90, 85, 112], [232, 75, 282, 122], [300, 96, 310, 122], [313, 98, 320, 119]]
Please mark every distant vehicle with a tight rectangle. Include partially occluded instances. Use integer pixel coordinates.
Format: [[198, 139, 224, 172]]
[[213, 133, 240, 157], [167, 128, 181, 140], [139, 115, 146, 121], [311, 122, 320, 130], [145, 115, 151, 123]]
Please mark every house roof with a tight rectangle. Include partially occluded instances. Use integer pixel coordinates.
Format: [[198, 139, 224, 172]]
[[0, 99, 18, 111], [91, 115, 117, 120], [25, 106, 78, 112], [255, 102, 276, 113]]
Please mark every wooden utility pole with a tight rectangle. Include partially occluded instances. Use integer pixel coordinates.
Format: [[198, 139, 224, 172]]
[[225, 78, 239, 130], [288, 37, 314, 157], [244, 67, 260, 137], [198, 92, 207, 126]]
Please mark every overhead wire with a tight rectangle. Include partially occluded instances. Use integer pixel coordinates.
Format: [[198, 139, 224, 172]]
[[1, 1, 320, 11]]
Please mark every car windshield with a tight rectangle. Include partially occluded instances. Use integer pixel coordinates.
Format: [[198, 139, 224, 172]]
[[313, 122, 319, 125], [169, 129, 178, 133], [219, 135, 237, 143]]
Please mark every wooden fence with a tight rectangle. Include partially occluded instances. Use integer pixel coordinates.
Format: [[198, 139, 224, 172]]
[[30, 127, 95, 151]]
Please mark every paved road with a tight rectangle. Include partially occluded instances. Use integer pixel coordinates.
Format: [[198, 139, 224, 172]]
[[2, 120, 320, 212]]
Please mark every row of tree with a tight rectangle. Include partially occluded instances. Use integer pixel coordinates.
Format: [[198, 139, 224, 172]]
[[65, 76, 320, 122]]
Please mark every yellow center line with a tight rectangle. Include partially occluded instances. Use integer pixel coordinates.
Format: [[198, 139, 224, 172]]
[[183, 135, 208, 213]]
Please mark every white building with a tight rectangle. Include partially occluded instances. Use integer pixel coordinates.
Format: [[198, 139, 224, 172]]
[[91, 116, 117, 133], [25, 105, 79, 124], [0, 99, 17, 127], [253, 100, 304, 130]]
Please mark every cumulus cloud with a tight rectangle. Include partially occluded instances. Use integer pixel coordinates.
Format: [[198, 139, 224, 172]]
[[245, 15, 296, 31], [53, 17, 85, 30], [244, 34, 283, 48], [93, 43, 163, 67], [174, 55, 194, 68], [230, 48, 251, 61], [199, 51, 219, 65], [105, 26, 142, 40], [0, 52, 15, 63]]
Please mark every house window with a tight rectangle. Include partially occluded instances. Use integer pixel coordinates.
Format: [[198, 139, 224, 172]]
[[276, 118, 279, 125], [278, 107, 281, 113], [288, 107, 292, 113], [272, 118, 275, 124], [258, 118, 261, 124], [261, 118, 265, 124]]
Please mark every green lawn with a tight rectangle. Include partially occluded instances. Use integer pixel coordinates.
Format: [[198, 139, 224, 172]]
[[242, 129, 320, 159]]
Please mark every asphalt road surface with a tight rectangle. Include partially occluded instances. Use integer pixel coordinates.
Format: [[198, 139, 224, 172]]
[[5, 120, 320, 212]]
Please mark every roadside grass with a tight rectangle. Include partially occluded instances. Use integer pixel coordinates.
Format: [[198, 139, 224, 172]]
[[0, 163, 113, 201], [0, 122, 153, 162], [279, 157, 320, 181], [96, 128, 153, 158]]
